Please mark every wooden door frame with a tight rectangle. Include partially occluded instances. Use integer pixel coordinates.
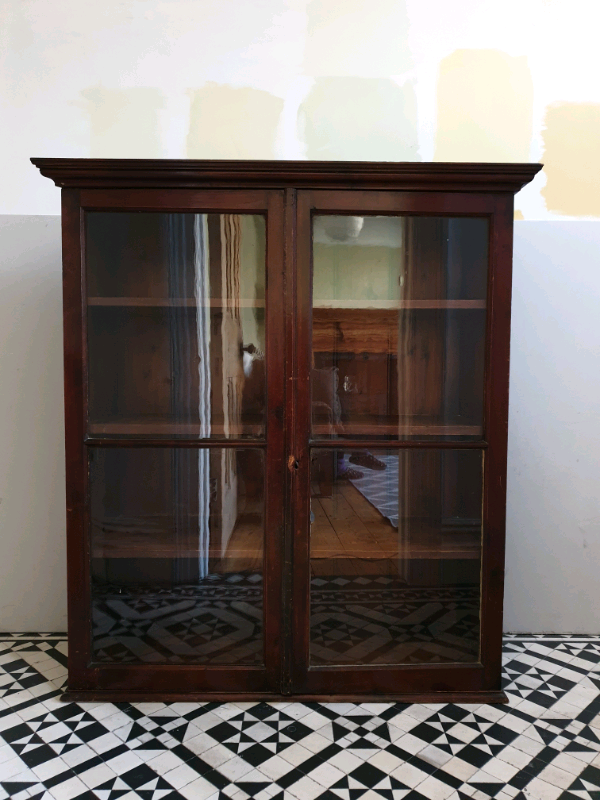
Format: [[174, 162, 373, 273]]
[[289, 189, 513, 701], [60, 187, 287, 700]]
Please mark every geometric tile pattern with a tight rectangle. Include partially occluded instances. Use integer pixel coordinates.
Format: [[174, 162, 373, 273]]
[[311, 580, 480, 665], [91, 573, 264, 666], [92, 575, 480, 669], [1, 634, 600, 800]]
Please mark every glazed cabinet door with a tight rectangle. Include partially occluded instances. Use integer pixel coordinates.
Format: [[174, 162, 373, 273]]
[[290, 189, 513, 699], [63, 188, 286, 697]]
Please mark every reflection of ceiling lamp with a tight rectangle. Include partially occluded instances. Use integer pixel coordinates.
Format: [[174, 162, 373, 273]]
[[320, 215, 364, 242]]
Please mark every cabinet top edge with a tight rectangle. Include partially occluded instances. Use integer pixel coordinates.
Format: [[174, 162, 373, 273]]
[[30, 158, 542, 193]]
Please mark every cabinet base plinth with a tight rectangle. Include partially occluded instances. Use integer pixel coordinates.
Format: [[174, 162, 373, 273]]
[[62, 689, 508, 704]]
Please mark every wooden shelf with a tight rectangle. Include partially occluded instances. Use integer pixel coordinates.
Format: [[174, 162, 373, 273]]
[[91, 514, 263, 560], [313, 299, 486, 310], [88, 419, 264, 437], [88, 297, 265, 308], [312, 306, 485, 354], [312, 417, 482, 438], [92, 523, 479, 562]]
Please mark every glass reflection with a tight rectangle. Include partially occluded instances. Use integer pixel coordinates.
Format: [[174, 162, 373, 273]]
[[87, 213, 266, 439], [89, 448, 264, 665], [312, 215, 488, 441], [309, 448, 482, 665]]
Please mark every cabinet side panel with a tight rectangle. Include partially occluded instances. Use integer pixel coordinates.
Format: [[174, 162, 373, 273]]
[[480, 194, 514, 689], [62, 188, 92, 684]]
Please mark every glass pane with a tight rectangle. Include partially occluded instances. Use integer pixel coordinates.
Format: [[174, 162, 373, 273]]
[[87, 213, 266, 439], [89, 447, 264, 665], [310, 448, 482, 665], [312, 216, 488, 441]]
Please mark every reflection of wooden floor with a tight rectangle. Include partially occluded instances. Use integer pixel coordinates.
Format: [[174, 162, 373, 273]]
[[92, 482, 480, 577], [312, 483, 398, 576], [311, 483, 480, 577]]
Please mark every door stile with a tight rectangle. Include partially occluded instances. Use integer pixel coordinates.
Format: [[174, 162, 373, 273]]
[[290, 191, 314, 689], [280, 187, 297, 695], [262, 190, 287, 690]]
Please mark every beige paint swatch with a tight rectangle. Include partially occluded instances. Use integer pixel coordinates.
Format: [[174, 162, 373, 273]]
[[187, 84, 283, 159], [81, 87, 165, 158], [542, 102, 600, 217], [435, 50, 533, 162], [299, 77, 419, 161], [305, 0, 411, 76]]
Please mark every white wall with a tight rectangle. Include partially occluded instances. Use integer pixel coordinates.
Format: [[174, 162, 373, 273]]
[[504, 222, 600, 632], [0, 216, 66, 631], [1, 0, 599, 631]]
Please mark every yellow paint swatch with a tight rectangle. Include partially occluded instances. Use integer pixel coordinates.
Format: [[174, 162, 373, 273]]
[[435, 50, 533, 162], [187, 84, 283, 159], [542, 103, 600, 217], [81, 87, 165, 158], [300, 77, 419, 161]]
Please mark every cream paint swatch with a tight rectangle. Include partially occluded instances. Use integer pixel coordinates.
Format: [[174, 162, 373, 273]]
[[299, 78, 419, 161], [542, 103, 600, 218], [81, 87, 165, 158], [305, 0, 411, 76], [435, 50, 533, 162], [187, 84, 283, 159]]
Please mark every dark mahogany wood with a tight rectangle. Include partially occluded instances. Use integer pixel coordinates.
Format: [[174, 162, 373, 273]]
[[63, 689, 507, 704], [33, 159, 540, 702], [61, 188, 91, 688], [63, 690, 507, 704]]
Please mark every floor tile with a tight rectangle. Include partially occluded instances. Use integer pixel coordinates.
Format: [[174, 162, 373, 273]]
[[1, 635, 600, 800]]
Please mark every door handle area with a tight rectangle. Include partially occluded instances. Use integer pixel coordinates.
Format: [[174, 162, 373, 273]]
[[287, 455, 300, 472]]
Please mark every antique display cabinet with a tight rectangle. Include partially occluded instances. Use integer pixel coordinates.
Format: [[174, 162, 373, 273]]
[[32, 159, 540, 702]]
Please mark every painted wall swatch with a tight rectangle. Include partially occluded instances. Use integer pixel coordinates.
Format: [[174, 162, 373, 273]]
[[542, 103, 600, 218], [435, 50, 533, 163], [299, 78, 419, 161], [187, 84, 283, 159]]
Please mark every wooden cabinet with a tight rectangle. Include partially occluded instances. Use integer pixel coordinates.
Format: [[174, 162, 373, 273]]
[[32, 159, 540, 702]]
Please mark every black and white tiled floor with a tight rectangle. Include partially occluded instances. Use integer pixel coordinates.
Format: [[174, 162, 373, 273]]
[[1, 634, 600, 800]]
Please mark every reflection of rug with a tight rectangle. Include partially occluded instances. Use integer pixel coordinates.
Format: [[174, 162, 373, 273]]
[[349, 454, 399, 527]]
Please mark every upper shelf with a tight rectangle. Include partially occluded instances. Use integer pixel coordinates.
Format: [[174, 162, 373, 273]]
[[31, 158, 543, 193], [313, 300, 485, 310], [88, 297, 265, 308]]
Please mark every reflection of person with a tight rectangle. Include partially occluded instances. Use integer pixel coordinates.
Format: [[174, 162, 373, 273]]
[[311, 365, 386, 481]]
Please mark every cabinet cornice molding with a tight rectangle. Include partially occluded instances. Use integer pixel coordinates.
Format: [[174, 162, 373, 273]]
[[31, 158, 542, 193]]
